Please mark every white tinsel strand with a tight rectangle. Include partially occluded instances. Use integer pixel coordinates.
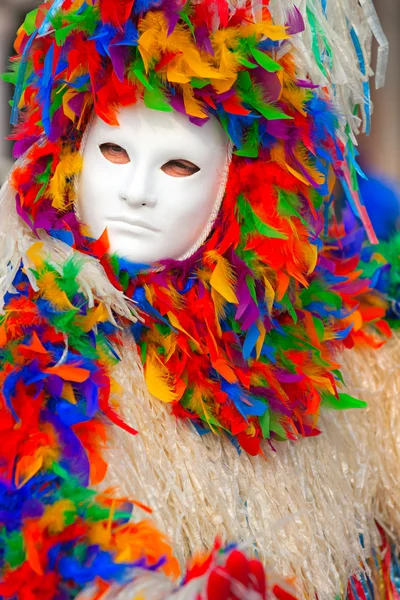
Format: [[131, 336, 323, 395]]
[[269, 0, 388, 138], [0, 180, 23, 312], [359, 0, 389, 89], [101, 335, 385, 599]]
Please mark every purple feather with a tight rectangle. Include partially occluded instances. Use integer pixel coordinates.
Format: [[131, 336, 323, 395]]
[[47, 375, 65, 398], [43, 409, 90, 486], [67, 92, 86, 117], [275, 371, 304, 383], [189, 115, 210, 127], [12, 136, 39, 159], [296, 79, 319, 89], [266, 119, 291, 140], [195, 26, 214, 55], [16, 194, 35, 230], [109, 45, 128, 82], [169, 94, 188, 116], [253, 68, 282, 103], [22, 499, 45, 519], [286, 6, 305, 35]]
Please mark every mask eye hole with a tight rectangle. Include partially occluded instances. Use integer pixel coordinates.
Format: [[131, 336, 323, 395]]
[[100, 143, 130, 165], [161, 160, 200, 178]]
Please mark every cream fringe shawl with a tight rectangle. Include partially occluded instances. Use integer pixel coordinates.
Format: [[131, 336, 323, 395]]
[[1, 181, 399, 599]]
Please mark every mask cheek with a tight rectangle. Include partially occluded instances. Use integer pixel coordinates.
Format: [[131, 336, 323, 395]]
[[83, 161, 120, 200], [156, 177, 218, 256], [182, 175, 221, 223], [78, 166, 113, 236]]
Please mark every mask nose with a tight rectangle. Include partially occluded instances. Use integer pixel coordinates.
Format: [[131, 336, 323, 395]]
[[120, 166, 157, 208]]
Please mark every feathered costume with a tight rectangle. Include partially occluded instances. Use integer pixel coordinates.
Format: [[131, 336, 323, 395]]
[[0, 1, 399, 599]]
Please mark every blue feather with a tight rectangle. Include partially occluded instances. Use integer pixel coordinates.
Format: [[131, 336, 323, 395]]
[[242, 322, 260, 360], [11, 32, 37, 126], [220, 381, 267, 418]]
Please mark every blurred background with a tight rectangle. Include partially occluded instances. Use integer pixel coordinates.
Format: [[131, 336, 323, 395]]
[[0, 0, 399, 189]]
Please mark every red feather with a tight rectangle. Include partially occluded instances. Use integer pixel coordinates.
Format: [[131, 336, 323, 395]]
[[99, 0, 134, 29]]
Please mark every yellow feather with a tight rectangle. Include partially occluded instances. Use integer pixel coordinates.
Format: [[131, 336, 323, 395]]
[[76, 94, 93, 131], [182, 85, 208, 119], [264, 276, 275, 314], [302, 242, 318, 276], [281, 80, 307, 115], [295, 146, 326, 187], [164, 334, 178, 362], [212, 75, 237, 94], [371, 252, 387, 264], [39, 272, 76, 311], [110, 377, 124, 396], [212, 30, 240, 74], [167, 62, 191, 84], [49, 151, 83, 211], [245, 423, 256, 437], [241, 22, 289, 42], [145, 352, 178, 403], [41, 500, 76, 534], [62, 87, 79, 123], [327, 167, 336, 195], [70, 0, 87, 10], [285, 163, 310, 186], [74, 303, 109, 332], [346, 310, 364, 333], [18, 90, 26, 110], [144, 283, 154, 305], [256, 319, 267, 360], [184, 47, 222, 80], [15, 455, 44, 489], [270, 144, 287, 170], [210, 289, 224, 336], [187, 388, 218, 432], [62, 383, 77, 405], [167, 311, 200, 349], [207, 250, 238, 305], [309, 374, 336, 395], [26, 241, 45, 270]]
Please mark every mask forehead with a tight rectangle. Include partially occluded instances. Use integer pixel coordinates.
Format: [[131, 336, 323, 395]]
[[86, 103, 228, 167]]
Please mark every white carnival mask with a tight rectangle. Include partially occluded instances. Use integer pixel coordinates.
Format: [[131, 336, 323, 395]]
[[78, 103, 231, 264]]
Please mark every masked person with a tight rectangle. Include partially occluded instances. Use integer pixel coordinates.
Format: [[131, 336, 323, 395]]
[[0, 1, 399, 599]]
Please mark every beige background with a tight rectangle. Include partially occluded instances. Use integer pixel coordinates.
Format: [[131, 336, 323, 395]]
[[0, 0, 398, 184]]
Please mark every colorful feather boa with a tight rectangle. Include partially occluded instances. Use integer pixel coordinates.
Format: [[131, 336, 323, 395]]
[[0, 239, 306, 599], [0, 232, 397, 596]]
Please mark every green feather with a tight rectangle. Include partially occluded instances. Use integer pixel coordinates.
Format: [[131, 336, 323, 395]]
[[237, 73, 291, 121], [237, 194, 289, 239], [235, 121, 259, 158], [144, 87, 174, 112], [322, 392, 367, 410], [51, 4, 99, 36], [56, 24, 77, 46], [250, 48, 282, 73], [277, 190, 308, 227], [22, 9, 39, 36], [1, 530, 25, 570], [300, 280, 342, 310], [269, 412, 288, 440], [259, 407, 270, 438], [312, 316, 325, 342]]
